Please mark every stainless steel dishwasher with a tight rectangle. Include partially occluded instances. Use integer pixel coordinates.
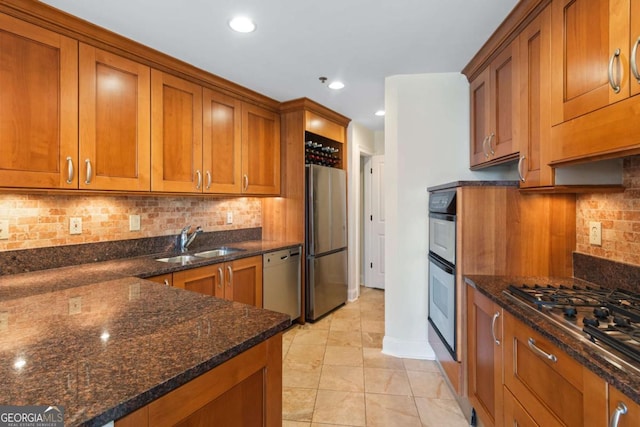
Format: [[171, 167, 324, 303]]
[[263, 246, 301, 319]]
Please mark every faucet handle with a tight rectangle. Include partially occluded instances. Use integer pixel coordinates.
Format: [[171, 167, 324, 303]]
[[181, 225, 191, 234]]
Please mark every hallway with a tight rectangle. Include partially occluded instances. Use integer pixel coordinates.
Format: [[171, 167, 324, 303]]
[[282, 287, 468, 426]]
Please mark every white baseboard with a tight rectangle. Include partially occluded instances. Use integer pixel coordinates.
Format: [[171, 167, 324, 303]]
[[348, 285, 360, 302], [381, 335, 436, 360]]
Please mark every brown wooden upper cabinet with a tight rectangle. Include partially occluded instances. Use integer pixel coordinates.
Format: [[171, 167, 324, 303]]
[[516, 5, 553, 187], [551, 0, 635, 125], [242, 104, 281, 195], [470, 40, 519, 169], [0, 13, 78, 189], [151, 70, 204, 193], [79, 44, 151, 191]]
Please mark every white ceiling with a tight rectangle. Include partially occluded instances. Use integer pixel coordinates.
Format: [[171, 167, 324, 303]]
[[41, 0, 518, 131]]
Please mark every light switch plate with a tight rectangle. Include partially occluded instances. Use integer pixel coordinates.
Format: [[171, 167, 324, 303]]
[[0, 312, 8, 332], [70, 217, 82, 235], [129, 215, 141, 231], [226, 211, 233, 224], [68, 296, 82, 315], [589, 221, 602, 246], [0, 220, 8, 240]]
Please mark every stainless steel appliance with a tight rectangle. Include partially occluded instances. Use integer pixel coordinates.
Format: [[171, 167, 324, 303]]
[[306, 164, 348, 321], [505, 283, 640, 374], [428, 190, 457, 359], [263, 246, 301, 319]]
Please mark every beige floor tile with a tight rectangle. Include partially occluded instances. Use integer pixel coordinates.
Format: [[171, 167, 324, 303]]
[[284, 366, 322, 389], [324, 345, 364, 367], [414, 397, 468, 427], [330, 317, 361, 332], [292, 329, 330, 346], [332, 308, 361, 320], [283, 421, 311, 427], [364, 393, 421, 427], [341, 300, 361, 310], [283, 387, 317, 422], [361, 319, 385, 333], [361, 331, 384, 348], [318, 365, 364, 392], [364, 367, 412, 396], [300, 314, 333, 330], [312, 390, 366, 426], [327, 329, 363, 347], [362, 348, 405, 370], [406, 370, 455, 399], [402, 358, 440, 373], [284, 344, 326, 371]]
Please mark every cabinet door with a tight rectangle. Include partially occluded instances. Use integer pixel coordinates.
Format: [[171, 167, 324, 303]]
[[203, 88, 242, 193], [467, 286, 503, 427], [609, 386, 640, 427], [632, 0, 640, 97], [173, 264, 222, 296], [146, 274, 173, 287], [517, 6, 553, 188], [241, 104, 280, 195], [0, 13, 77, 189], [151, 70, 203, 192], [470, 67, 492, 167], [79, 44, 150, 191], [489, 43, 517, 161], [227, 256, 263, 307], [551, 0, 630, 124]]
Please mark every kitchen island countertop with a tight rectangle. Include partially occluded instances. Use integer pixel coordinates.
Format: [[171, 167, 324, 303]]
[[465, 274, 640, 405], [0, 240, 295, 426]]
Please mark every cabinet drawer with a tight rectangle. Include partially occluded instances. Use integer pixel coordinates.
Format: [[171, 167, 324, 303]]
[[503, 311, 607, 426], [503, 386, 561, 427]]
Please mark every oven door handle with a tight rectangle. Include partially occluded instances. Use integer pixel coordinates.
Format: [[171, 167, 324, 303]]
[[428, 253, 454, 275]]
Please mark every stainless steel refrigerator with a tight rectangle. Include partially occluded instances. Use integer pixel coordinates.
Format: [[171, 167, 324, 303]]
[[306, 164, 348, 322]]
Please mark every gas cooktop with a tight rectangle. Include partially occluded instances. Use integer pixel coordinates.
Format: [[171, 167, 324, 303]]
[[504, 283, 640, 374]]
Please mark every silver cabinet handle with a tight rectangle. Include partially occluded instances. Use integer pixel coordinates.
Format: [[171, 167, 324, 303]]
[[84, 159, 92, 184], [608, 48, 622, 93], [217, 267, 223, 289], [632, 37, 640, 83], [487, 132, 495, 155], [481, 135, 490, 158], [527, 337, 557, 363], [163, 279, 170, 287], [243, 174, 249, 191], [205, 171, 212, 190], [195, 170, 202, 190], [66, 156, 74, 184], [227, 265, 233, 288], [609, 402, 628, 427], [518, 155, 526, 182], [491, 311, 501, 345]]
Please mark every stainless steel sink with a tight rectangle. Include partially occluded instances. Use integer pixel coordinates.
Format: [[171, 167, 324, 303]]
[[155, 255, 200, 265], [194, 247, 245, 258]]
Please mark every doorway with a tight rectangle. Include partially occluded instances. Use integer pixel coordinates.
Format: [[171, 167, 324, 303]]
[[363, 154, 385, 289]]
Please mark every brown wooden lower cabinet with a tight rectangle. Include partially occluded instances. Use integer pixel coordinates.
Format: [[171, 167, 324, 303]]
[[467, 286, 503, 427], [502, 311, 607, 426], [609, 386, 640, 427], [115, 333, 282, 427], [502, 386, 551, 427], [152, 255, 263, 307]]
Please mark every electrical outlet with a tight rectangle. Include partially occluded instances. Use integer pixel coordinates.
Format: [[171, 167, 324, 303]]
[[589, 221, 602, 246], [129, 215, 141, 231], [69, 217, 82, 235], [0, 220, 8, 240], [68, 296, 82, 315], [226, 211, 233, 224]]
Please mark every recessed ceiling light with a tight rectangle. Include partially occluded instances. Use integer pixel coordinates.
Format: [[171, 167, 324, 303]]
[[375, 110, 385, 117], [328, 81, 345, 90], [229, 16, 256, 33]]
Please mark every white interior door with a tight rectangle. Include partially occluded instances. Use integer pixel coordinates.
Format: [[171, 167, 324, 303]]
[[365, 155, 385, 289]]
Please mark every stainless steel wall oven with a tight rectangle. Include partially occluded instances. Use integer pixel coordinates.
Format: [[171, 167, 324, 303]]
[[428, 190, 457, 360]]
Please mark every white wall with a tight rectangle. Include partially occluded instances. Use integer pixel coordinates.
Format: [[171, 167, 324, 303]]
[[347, 122, 379, 301], [383, 72, 515, 359]]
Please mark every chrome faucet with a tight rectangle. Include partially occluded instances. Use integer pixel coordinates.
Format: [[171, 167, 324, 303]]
[[180, 225, 203, 253]]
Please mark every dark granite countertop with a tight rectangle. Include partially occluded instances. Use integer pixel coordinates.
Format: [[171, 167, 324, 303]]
[[465, 274, 640, 405], [0, 239, 297, 426], [427, 180, 519, 192]]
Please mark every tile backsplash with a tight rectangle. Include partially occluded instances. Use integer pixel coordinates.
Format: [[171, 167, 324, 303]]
[[0, 194, 261, 251], [576, 156, 640, 266]]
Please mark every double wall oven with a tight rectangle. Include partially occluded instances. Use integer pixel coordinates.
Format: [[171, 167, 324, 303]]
[[428, 190, 458, 360]]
